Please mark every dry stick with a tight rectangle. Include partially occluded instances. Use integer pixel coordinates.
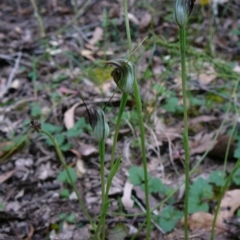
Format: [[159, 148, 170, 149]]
[[0, 52, 22, 99]]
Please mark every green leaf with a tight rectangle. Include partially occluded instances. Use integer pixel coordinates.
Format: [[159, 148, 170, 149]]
[[60, 143, 72, 152], [65, 213, 77, 223], [234, 142, 240, 158], [128, 166, 145, 185], [232, 168, 240, 186], [106, 223, 128, 240], [188, 178, 213, 214], [188, 196, 209, 214], [66, 128, 83, 137], [148, 177, 163, 193], [42, 123, 63, 134], [30, 102, 42, 117], [158, 206, 183, 233], [45, 133, 65, 147], [66, 118, 89, 137], [60, 189, 70, 198], [57, 167, 77, 184], [59, 213, 67, 220], [190, 178, 213, 199], [237, 209, 240, 217], [209, 170, 226, 187], [0, 203, 4, 210], [163, 97, 182, 113]]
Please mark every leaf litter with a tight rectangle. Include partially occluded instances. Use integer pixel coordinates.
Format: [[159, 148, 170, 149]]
[[0, 0, 240, 239]]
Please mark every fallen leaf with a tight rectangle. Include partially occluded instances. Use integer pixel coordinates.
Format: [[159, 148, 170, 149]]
[[198, 66, 216, 85], [106, 223, 128, 240], [189, 131, 215, 155], [218, 189, 240, 221], [0, 170, 15, 184], [80, 49, 95, 61], [10, 79, 20, 89], [182, 212, 226, 234], [70, 149, 82, 159], [121, 181, 134, 209], [58, 86, 78, 95], [233, 64, 240, 73], [139, 12, 152, 30], [64, 102, 81, 130], [75, 159, 86, 179], [89, 27, 103, 45], [128, 13, 139, 25], [38, 162, 54, 180], [79, 143, 98, 156]]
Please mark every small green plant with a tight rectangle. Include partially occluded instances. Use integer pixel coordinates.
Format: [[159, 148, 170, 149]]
[[208, 170, 226, 187], [57, 167, 77, 185], [59, 212, 77, 224], [188, 178, 213, 214], [232, 168, 240, 186], [59, 189, 70, 199], [30, 102, 42, 118], [156, 206, 183, 233], [128, 166, 173, 196], [41, 118, 89, 152]]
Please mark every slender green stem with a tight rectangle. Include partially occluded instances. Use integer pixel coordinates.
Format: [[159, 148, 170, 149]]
[[123, 0, 151, 238], [93, 140, 106, 240], [179, 26, 190, 240], [133, 81, 151, 239], [39, 129, 94, 226], [99, 140, 106, 240], [110, 93, 128, 168]]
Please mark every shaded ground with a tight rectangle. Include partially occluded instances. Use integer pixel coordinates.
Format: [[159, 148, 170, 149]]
[[1, 0, 240, 239]]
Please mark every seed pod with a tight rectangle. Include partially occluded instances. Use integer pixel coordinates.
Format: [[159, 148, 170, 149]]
[[173, 0, 195, 27], [88, 106, 109, 142], [107, 59, 135, 94]]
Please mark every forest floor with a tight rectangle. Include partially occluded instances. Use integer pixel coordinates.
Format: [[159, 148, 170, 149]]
[[1, 0, 240, 239]]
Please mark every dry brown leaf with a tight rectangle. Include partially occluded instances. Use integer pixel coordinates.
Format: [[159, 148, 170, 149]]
[[128, 13, 139, 25], [64, 102, 81, 130], [198, 66, 216, 85], [218, 189, 240, 221], [10, 79, 20, 89], [189, 131, 215, 155], [121, 181, 134, 209], [79, 143, 98, 156], [199, 73, 216, 85], [0, 170, 15, 184], [233, 64, 240, 73], [139, 12, 152, 30], [75, 159, 86, 179], [89, 27, 103, 46], [70, 149, 82, 159], [182, 212, 226, 234], [38, 162, 54, 180], [80, 49, 95, 61]]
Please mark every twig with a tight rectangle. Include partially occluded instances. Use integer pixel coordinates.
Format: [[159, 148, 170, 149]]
[[0, 52, 22, 99]]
